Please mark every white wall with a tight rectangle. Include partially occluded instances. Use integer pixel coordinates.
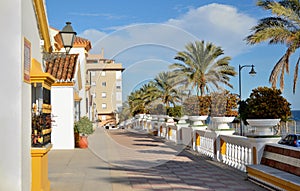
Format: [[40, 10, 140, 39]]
[[71, 47, 87, 118], [51, 86, 75, 149], [0, 0, 41, 190]]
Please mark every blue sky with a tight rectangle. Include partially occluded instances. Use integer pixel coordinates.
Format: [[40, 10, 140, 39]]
[[46, 0, 300, 109]]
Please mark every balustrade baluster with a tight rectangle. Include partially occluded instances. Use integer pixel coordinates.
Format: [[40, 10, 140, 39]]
[[245, 147, 249, 165], [237, 145, 241, 169], [227, 143, 231, 165], [241, 146, 245, 171]]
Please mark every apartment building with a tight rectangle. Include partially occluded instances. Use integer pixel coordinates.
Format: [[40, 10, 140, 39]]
[[86, 52, 124, 127]]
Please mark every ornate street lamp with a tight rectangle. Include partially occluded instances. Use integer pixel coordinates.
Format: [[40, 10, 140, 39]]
[[59, 22, 77, 54], [238, 64, 256, 135], [43, 22, 77, 61]]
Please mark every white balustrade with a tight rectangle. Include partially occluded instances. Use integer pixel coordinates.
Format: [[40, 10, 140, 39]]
[[121, 115, 281, 173], [220, 135, 252, 172]]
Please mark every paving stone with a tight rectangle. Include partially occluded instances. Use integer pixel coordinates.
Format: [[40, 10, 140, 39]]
[[49, 128, 268, 191]]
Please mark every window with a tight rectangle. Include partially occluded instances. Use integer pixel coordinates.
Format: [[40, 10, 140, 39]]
[[91, 71, 95, 76], [102, 103, 107, 109], [102, 92, 106, 98], [116, 81, 121, 89], [101, 71, 106, 76], [91, 81, 96, 86], [102, 82, 106, 87]]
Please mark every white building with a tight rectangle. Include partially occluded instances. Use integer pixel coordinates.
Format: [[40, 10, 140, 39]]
[[0, 0, 52, 190], [86, 52, 124, 127], [47, 29, 92, 149]]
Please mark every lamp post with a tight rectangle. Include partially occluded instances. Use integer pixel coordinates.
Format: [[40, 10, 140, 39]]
[[238, 64, 256, 136], [43, 22, 77, 61], [59, 22, 77, 54]]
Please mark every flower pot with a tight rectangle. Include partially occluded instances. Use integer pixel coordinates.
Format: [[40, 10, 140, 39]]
[[78, 135, 88, 148], [210, 116, 235, 130], [246, 119, 280, 136], [189, 115, 208, 126]]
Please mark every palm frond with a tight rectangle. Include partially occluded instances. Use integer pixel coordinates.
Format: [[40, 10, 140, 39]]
[[293, 56, 300, 93]]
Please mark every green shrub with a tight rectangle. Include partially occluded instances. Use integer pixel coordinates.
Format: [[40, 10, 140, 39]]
[[183, 95, 211, 116], [239, 87, 291, 124], [74, 116, 94, 135], [166, 106, 183, 117]]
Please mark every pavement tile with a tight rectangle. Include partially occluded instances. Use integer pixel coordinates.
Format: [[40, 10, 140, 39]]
[[49, 128, 268, 191]]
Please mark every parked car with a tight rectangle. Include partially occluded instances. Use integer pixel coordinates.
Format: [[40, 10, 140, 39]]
[[278, 134, 300, 147]]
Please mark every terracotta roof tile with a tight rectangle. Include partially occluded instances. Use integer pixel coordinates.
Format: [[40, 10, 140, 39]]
[[54, 33, 92, 51], [45, 54, 78, 82]]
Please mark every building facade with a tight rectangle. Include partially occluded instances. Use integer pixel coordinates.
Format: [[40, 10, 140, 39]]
[[47, 28, 92, 149], [86, 52, 124, 127]]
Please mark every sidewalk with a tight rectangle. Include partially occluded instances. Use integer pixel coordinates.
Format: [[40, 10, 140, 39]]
[[49, 128, 267, 191]]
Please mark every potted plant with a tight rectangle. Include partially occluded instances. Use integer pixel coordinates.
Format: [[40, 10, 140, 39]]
[[239, 87, 291, 136], [74, 116, 94, 148], [209, 90, 239, 130], [183, 95, 211, 126]]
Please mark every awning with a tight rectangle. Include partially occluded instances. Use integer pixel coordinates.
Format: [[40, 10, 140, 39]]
[[30, 58, 55, 90]]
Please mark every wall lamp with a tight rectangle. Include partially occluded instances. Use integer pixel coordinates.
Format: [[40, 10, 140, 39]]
[[43, 22, 77, 61]]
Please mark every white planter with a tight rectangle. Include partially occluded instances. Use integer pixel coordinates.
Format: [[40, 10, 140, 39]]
[[176, 115, 189, 124], [191, 126, 207, 131], [210, 117, 235, 130], [189, 115, 208, 126], [246, 119, 280, 136]]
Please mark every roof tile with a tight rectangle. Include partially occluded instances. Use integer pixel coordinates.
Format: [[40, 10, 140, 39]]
[[45, 54, 78, 82]]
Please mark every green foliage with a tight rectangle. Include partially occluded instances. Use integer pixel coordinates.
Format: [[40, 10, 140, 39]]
[[246, 0, 300, 93], [170, 40, 236, 96], [166, 106, 183, 117], [182, 95, 211, 116], [210, 91, 239, 117], [74, 116, 94, 135], [149, 103, 166, 115], [239, 86, 291, 124]]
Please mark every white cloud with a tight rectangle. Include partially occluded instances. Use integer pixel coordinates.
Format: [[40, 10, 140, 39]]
[[79, 3, 258, 97], [167, 3, 257, 56]]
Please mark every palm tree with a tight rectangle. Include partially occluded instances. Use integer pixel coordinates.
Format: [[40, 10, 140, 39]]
[[151, 72, 182, 107], [127, 89, 147, 116], [169, 40, 236, 96], [246, 0, 300, 93]]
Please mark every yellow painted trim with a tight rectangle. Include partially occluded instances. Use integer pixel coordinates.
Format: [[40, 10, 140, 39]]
[[52, 82, 75, 86], [30, 59, 55, 90], [32, 0, 52, 52], [196, 133, 200, 146], [220, 139, 226, 155], [168, 127, 172, 137], [253, 147, 257, 165], [31, 144, 52, 191], [247, 166, 300, 191]]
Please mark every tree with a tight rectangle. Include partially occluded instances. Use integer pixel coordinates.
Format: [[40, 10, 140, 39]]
[[128, 89, 147, 116], [151, 72, 181, 107], [169, 40, 236, 96], [246, 0, 300, 93]]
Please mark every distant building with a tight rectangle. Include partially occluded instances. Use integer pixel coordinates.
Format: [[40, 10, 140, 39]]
[[86, 51, 124, 127]]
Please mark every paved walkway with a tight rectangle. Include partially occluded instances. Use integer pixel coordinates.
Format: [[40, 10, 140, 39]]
[[49, 128, 267, 191]]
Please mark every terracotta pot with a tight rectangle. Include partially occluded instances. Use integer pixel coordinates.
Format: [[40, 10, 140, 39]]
[[78, 135, 88, 148]]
